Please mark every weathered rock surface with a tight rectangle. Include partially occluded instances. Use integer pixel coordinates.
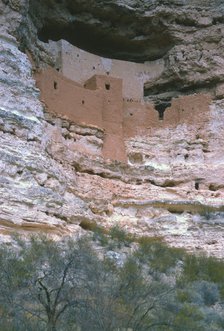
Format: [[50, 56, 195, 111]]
[[27, 0, 224, 105], [0, 0, 224, 257]]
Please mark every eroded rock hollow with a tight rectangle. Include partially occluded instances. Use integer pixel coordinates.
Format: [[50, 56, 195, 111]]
[[1, 0, 224, 256]]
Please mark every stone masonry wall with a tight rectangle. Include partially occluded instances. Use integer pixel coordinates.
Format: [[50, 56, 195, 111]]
[[35, 64, 212, 164], [35, 67, 104, 128], [123, 94, 211, 138], [51, 40, 164, 100], [35, 67, 127, 161], [1, 0, 224, 259]]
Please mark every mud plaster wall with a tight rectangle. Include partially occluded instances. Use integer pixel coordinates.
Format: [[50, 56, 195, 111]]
[[49, 40, 164, 100], [85, 74, 126, 161], [35, 66, 211, 163], [123, 94, 212, 137], [35, 68, 104, 128], [35, 67, 127, 162], [163, 94, 212, 127]]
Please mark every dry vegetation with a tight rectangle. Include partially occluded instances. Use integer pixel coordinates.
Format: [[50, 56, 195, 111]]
[[0, 228, 224, 331]]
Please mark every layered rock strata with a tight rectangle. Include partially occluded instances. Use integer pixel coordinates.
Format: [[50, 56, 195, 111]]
[[27, 0, 224, 106], [0, 0, 224, 258]]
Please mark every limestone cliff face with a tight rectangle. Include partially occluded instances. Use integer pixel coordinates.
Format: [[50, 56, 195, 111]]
[[1, 0, 224, 257], [28, 0, 224, 104]]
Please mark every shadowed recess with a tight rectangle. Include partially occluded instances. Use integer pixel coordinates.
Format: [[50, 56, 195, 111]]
[[38, 21, 174, 63], [28, 0, 175, 63]]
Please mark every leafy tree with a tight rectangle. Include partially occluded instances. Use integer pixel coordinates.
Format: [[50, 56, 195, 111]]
[[0, 232, 224, 331], [0, 236, 85, 331]]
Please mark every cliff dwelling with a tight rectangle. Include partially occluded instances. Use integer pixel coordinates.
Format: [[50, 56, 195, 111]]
[[36, 40, 211, 163], [2, 0, 224, 273]]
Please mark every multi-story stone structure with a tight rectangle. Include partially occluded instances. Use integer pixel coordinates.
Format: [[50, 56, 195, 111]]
[[35, 40, 211, 162]]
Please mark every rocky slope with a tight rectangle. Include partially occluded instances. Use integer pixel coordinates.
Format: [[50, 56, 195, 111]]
[[1, 0, 224, 257]]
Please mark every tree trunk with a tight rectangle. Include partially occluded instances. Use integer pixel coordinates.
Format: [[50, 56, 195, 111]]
[[47, 317, 57, 331]]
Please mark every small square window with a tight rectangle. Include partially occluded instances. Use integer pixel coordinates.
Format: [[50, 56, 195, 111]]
[[195, 182, 199, 190], [105, 83, 110, 90]]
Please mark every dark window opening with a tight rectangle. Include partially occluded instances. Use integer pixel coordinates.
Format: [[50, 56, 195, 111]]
[[105, 83, 110, 90], [106, 72, 110, 75], [92, 66, 95, 70], [130, 113, 133, 116], [56, 68, 60, 72], [195, 182, 199, 190], [155, 102, 171, 120], [144, 85, 148, 97], [209, 184, 218, 191], [184, 154, 189, 160], [77, 54, 79, 57], [54, 81, 58, 89], [82, 100, 85, 105]]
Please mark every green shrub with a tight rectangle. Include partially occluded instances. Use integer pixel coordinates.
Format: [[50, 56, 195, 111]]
[[174, 304, 204, 331], [137, 236, 185, 273], [79, 219, 98, 231], [92, 225, 108, 246], [183, 255, 224, 282], [108, 225, 133, 248], [1, 234, 224, 330]]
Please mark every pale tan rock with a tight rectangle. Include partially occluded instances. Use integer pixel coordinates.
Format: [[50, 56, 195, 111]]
[[215, 83, 224, 99], [0, 0, 224, 259]]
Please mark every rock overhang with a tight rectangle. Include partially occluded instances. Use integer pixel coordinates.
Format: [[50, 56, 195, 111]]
[[28, 0, 178, 62], [22, 0, 224, 106], [1, 0, 224, 256]]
